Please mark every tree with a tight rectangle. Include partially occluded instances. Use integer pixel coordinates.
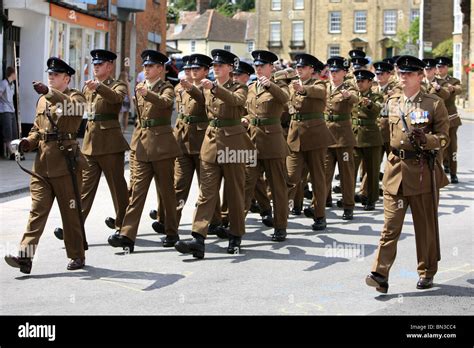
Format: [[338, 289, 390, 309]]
[[394, 17, 420, 55], [432, 38, 453, 58]]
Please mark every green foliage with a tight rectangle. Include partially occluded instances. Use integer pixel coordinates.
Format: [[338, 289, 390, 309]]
[[394, 17, 420, 51], [170, 0, 255, 17], [432, 38, 453, 58]]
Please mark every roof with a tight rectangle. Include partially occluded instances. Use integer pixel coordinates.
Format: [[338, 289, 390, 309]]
[[171, 10, 246, 43], [166, 11, 199, 40], [233, 11, 256, 41]]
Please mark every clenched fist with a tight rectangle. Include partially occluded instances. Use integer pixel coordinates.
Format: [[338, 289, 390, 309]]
[[32, 81, 49, 95]]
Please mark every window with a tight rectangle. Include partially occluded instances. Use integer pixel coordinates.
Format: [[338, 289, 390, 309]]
[[294, 0, 304, 10], [384, 10, 397, 34], [454, 0, 463, 34], [354, 11, 367, 33], [224, 45, 231, 51], [271, 0, 281, 11], [328, 44, 340, 57], [453, 43, 462, 80], [247, 41, 254, 53], [410, 9, 420, 22], [292, 21, 304, 41], [190, 40, 196, 53], [270, 21, 281, 42], [330, 0, 341, 2], [329, 11, 341, 33]]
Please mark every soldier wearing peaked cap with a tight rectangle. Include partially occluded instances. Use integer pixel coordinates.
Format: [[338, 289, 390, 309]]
[[5, 57, 87, 273], [366, 55, 450, 293], [108, 50, 181, 252], [174, 48, 255, 258], [352, 70, 384, 211], [240, 50, 290, 241], [435, 56, 463, 184], [286, 53, 336, 231], [421, 59, 451, 101], [233, 60, 255, 83], [349, 49, 366, 59], [324, 56, 359, 220]]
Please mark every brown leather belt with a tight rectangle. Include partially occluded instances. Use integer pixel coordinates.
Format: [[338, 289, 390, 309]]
[[39, 132, 77, 142], [391, 148, 419, 160]]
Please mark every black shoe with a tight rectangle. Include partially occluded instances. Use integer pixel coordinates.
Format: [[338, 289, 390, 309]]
[[312, 217, 327, 231], [20, 154, 25, 161], [342, 209, 353, 220], [221, 217, 229, 228], [4, 254, 33, 274], [365, 272, 389, 294], [450, 175, 459, 184], [208, 224, 228, 239], [107, 233, 135, 253], [354, 194, 368, 205], [149, 209, 158, 220], [54, 227, 64, 240], [303, 207, 315, 218], [444, 166, 450, 174], [271, 228, 287, 242], [162, 234, 180, 247], [174, 233, 205, 259], [9, 153, 15, 160], [335, 173, 340, 180], [227, 235, 242, 254], [67, 258, 85, 270], [249, 200, 261, 214], [332, 185, 342, 194], [304, 186, 313, 200], [291, 207, 302, 215], [364, 203, 375, 211], [105, 217, 116, 230], [416, 277, 433, 289], [336, 199, 343, 208], [325, 199, 333, 208], [151, 221, 165, 234], [261, 212, 274, 227]]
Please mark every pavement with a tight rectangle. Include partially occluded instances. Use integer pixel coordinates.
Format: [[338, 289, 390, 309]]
[[0, 111, 472, 315]]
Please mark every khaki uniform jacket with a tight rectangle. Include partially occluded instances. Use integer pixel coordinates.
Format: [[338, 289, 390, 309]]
[[287, 78, 335, 152], [27, 88, 87, 178], [131, 79, 182, 162], [421, 77, 450, 101], [245, 80, 290, 159], [438, 75, 462, 127], [325, 81, 359, 148], [200, 80, 254, 163], [352, 90, 384, 147], [372, 80, 402, 143], [383, 91, 450, 196], [82, 78, 130, 156], [174, 84, 208, 155]]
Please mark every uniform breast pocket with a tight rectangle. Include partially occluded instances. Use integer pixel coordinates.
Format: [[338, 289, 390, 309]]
[[389, 116, 400, 137], [258, 96, 273, 113]]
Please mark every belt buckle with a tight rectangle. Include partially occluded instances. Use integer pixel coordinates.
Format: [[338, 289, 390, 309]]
[[185, 116, 191, 124], [296, 114, 302, 122], [399, 149, 405, 160]]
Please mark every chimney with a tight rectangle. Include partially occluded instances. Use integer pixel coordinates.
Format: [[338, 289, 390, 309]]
[[197, 0, 210, 14]]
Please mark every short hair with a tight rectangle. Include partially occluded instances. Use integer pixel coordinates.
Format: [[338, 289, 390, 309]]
[[6, 67, 15, 78]]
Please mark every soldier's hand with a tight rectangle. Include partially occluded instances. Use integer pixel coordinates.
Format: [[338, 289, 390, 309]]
[[411, 128, 427, 145], [201, 79, 213, 90], [258, 76, 271, 87], [361, 97, 371, 106], [136, 85, 148, 96], [432, 82, 441, 91], [292, 80, 303, 92], [180, 78, 193, 91], [85, 80, 100, 91], [341, 89, 351, 99], [32, 81, 49, 95], [447, 85, 455, 93], [241, 117, 249, 128], [19, 138, 30, 153]]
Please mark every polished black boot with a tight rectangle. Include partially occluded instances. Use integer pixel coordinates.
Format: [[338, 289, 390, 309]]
[[291, 206, 302, 215], [303, 185, 313, 200], [416, 277, 433, 289], [364, 202, 376, 211], [450, 174, 459, 184], [149, 209, 158, 220], [208, 224, 228, 239], [162, 234, 180, 247], [443, 165, 450, 174], [108, 233, 135, 253], [365, 272, 389, 294], [4, 254, 33, 274], [261, 211, 274, 227], [151, 221, 165, 234], [271, 228, 287, 242], [67, 258, 85, 270], [303, 207, 315, 218], [332, 185, 342, 194], [312, 217, 327, 231], [227, 234, 242, 254], [249, 199, 261, 213], [336, 199, 344, 208], [54, 227, 64, 240], [354, 194, 368, 205], [174, 232, 205, 259], [325, 198, 333, 208], [342, 209, 353, 220], [105, 217, 116, 230]]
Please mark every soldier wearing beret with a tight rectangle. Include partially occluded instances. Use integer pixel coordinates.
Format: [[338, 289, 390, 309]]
[[5, 58, 87, 273], [287, 54, 336, 231], [366, 56, 450, 293], [174, 49, 254, 258], [108, 50, 181, 252], [435, 57, 463, 184], [324, 56, 359, 220]]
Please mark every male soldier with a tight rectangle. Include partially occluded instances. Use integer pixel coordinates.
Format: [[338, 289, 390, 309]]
[[108, 50, 181, 252], [174, 49, 254, 258], [287, 54, 335, 231], [78, 50, 129, 232], [436, 56, 462, 183], [421, 59, 450, 100], [352, 70, 384, 211], [366, 56, 449, 293], [5, 58, 87, 273], [325, 56, 359, 220], [233, 61, 254, 85], [242, 50, 290, 241]]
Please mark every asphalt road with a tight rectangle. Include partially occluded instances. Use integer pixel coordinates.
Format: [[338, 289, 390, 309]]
[[0, 123, 472, 315]]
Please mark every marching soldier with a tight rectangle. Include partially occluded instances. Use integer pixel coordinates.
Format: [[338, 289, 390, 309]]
[[436, 56, 463, 184], [5, 58, 87, 273], [287, 54, 335, 231], [174, 49, 254, 258], [242, 50, 290, 241], [352, 70, 384, 211], [366, 56, 449, 293], [108, 50, 181, 252], [422, 59, 451, 100], [80, 49, 130, 232], [325, 56, 359, 220]]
